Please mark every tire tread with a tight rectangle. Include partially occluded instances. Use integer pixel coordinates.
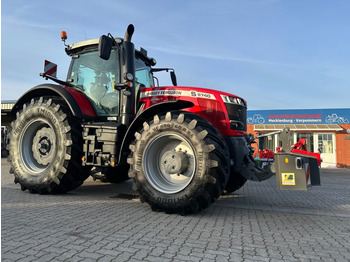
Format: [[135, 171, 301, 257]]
[[128, 111, 230, 215]]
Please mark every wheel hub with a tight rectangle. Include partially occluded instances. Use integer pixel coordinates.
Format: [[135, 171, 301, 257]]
[[32, 127, 56, 165], [160, 151, 189, 175], [38, 138, 52, 154]]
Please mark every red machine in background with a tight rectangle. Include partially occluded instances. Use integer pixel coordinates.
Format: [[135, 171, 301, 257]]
[[255, 128, 321, 166], [255, 127, 321, 190], [290, 139, 322, 166]]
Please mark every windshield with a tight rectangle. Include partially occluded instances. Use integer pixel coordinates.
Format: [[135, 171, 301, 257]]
[[68, 49, 120, 116], [68, 49, 154, 117], [135, 57, 154, 88]]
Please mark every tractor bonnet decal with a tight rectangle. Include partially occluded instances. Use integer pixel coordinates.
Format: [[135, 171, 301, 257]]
[[141, 90, 216, 100]]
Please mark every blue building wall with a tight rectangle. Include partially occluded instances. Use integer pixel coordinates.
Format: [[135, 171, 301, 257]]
[[247, 108, 350, 125]]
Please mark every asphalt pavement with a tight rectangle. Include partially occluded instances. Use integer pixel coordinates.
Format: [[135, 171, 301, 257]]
[[2, 158, 350, 262]]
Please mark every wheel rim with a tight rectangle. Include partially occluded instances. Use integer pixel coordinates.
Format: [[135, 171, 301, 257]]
[[19, 118, 57, 173], [143, 132, 196, 194]]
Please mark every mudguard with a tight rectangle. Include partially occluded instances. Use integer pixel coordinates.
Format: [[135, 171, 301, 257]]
[[11, 84, 96, 118], [118, 100, 194, 164]]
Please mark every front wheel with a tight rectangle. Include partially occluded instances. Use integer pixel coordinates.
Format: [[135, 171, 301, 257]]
[[128, 111, 230, 215]]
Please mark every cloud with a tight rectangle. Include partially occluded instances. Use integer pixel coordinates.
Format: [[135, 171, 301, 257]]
[[148, 46, 285, 66], [3, 15, 56, 30], [149, 45, 350, 84]]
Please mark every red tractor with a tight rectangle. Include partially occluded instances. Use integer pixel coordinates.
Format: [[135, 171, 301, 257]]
[[8, 25, 288, 214]]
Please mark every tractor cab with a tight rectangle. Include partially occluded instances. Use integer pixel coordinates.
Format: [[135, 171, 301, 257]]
[[65, 37, 155, 118]]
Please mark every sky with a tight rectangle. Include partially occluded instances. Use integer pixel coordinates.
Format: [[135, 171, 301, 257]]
[[2, 0, 350, 110]]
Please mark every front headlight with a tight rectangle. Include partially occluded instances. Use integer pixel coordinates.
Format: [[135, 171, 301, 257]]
[[220, 95, 245, 106]]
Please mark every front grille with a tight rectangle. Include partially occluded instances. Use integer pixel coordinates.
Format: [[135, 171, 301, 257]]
[[225, 103, 247, 131]]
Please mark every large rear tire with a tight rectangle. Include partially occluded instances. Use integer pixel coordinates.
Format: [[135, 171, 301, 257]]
[[128, 111, 230, 215], [8, 97, 90, 194]]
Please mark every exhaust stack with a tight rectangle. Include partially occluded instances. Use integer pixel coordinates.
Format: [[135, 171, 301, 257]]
[[124, 24, 134, 42], [120, 24, 136, 126]]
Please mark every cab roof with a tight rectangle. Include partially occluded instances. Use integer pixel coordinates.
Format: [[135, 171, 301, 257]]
[[65, 37, 123, 56], [64, 37, 156, 66]]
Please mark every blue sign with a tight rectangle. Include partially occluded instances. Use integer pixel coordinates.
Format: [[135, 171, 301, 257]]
[[247, 108, 350, 125]]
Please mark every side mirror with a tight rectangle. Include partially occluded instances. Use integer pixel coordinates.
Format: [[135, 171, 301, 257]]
[[99, 35, 113, 60], [170, 71, 177, 86]]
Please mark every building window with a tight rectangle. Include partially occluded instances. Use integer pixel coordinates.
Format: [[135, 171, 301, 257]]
[[258, 133, 275, 151], [318, 134, 333, 153]]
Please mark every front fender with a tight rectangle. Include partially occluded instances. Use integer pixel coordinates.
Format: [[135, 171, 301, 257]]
[[118, 100, 194, 164], [11, 84, 96, 119]]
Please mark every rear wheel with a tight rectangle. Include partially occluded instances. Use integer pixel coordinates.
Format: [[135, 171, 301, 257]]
[[128, 111, 230, 215], [8, 97, 90, 194]]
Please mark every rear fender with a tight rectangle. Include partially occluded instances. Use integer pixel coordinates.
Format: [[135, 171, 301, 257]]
[[118, 100, 194, 164], [11, 84, 96, 119]]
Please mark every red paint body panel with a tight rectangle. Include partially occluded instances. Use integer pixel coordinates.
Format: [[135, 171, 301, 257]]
[[63, 86, 96, 117], [140, 86, 247, 137]]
